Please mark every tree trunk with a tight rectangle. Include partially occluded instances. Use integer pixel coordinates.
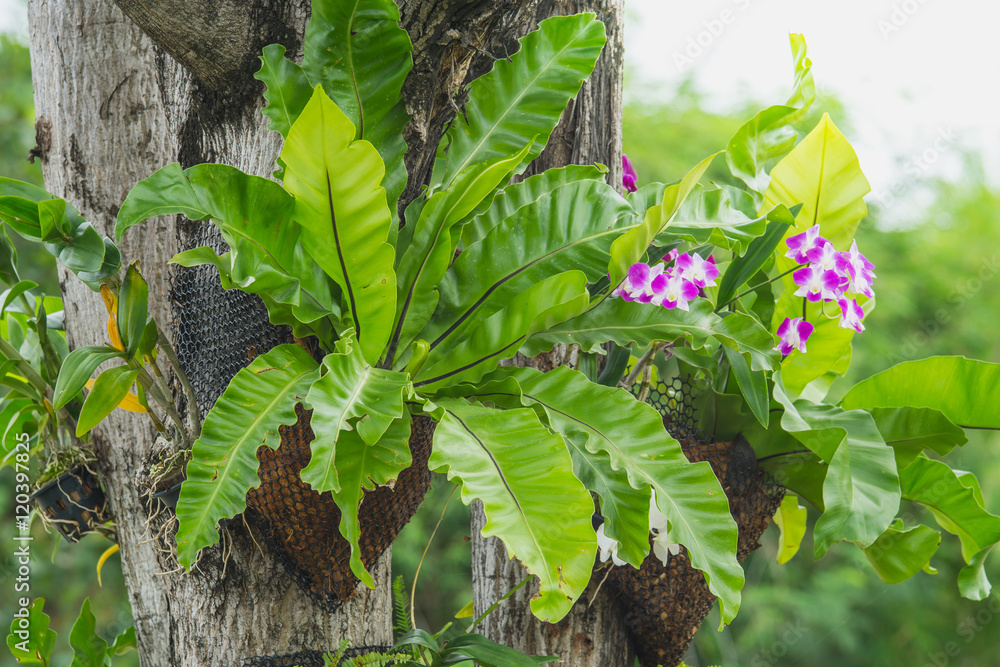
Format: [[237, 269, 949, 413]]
[[25, 0, 569, 664], [470, 2, 634, 666]]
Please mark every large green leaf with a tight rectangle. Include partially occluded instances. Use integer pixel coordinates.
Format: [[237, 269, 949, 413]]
[[460, 164, 609, 247], [868, 406, 967, 469], [523, 298, 779, 372], [900, 455, 1000, 563], [6, 598, 57, 666], [433, 14, 607, 190], [117, 162, 341, 346], [773, 374, 900, 557], [302, 335, 409, 494], [425, 179, 635, 353], [414, 271, 590, 391], [68, 599, 108, 667], [429, 398, 596, 623], [300, 0, 412, 218], [174, 344, 320, 568], [655, 185, 768, 255], [609, 153, 719, 285], [863, 523, 941, 585], [53, 346, 124, 409], [254, 44, 312, 140], [76, 365, 140, 437], [282, 86, 397, 363], [726, 33, 815, 199], [388, 145, 532, 366], [842, 357, 1000, 429], [331, 413, 413, 587], [476, 366, 744, 625]]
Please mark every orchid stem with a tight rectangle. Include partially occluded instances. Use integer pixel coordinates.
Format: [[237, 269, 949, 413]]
[[157, 332, 201, 438], [715, 264, 804, 312], [620, 343, 662, 389]]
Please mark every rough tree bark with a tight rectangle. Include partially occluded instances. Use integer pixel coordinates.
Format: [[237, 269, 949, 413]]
[[470, 2, 635, 666], [25, 0, 589, 664]]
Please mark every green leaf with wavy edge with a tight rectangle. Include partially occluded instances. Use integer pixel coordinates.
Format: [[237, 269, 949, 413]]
[[609, 153, 719, 286], [283, 86, 397, 363], [460, 164, 610, 247], [862, 523, 940, 585], [523, 298, 779, 372], [774, 495, 807, 564], [772, 373, 900, 557], [715, 207, 796, 308], [53, 346, 125, 410], [76, 366, 140, 437], [175, 344, 320, 568], [473, 365, 743, 625], [433, 14, 607, 190], [300, 0, 412, 219], [425, 179, 635, 354], [302, 335, 409, 494], [0, 195, 41, 239], [722, 345, 768, 428], [1, 280, 37, 315], [68, 598, 107, 667], [900, 455, 1000, 564], [655, 185, 768, 255], [37, 198, 66, 242], [117, 263, 148, 357], [389, 144, 533, 368], [764, 113, 870, 331], [43, 221, 105, 274], [842, 357, 1000, 429], [106, 626, 136, 658], [428, 398, 596, 623], [331, 412, 413, 587], [446, 371, 650, 568], [254, 44, 312, 140], [868, 406, 967, 469], [414, 271, 590, 392], [958, 545, 996, 600], [117, 162, 341, 347], [726, 33, 815, 199], [6, 598, 57, 666]]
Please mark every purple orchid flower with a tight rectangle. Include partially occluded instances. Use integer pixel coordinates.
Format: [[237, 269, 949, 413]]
[[652, 274, 699, 311], [836, 240, 876, 298], [774, 317, 814, 355], [837, 297, 866, 333], [806, 240, 841, 272], [622, 154, 639, 193], [785, 226, 826, 264], [793, 267, 846, 302], [675, 252, 720, 288]]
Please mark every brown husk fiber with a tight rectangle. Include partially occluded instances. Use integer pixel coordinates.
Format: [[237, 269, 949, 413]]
[[244, 406, 434, 608], [610, 436, 785, 667]]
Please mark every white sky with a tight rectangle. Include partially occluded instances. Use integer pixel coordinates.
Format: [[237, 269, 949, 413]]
[[2, 0, 997, 210], [624, 0, 1000, 218]]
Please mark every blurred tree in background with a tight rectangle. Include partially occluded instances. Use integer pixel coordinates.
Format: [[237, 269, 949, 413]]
[[3, 18, 999, 667]]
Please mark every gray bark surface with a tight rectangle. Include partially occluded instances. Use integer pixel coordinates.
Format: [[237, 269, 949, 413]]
[[25, 0, 579, 664], [470, 1, 635, 665]]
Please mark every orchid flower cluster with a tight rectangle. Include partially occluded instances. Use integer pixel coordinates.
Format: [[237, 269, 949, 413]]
[[774, 226, 876, 356], [612, 250, 718, 311], [597, 491, 681, 568]]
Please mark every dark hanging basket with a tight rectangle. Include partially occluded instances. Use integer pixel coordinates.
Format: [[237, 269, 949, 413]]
[[243, 407, 435, 611], [609, 437, 785, 667], [29, 466, 106, 543], [151, 481, 183, 510]]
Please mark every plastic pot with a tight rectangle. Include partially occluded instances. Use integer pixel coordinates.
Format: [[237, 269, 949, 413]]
[[29, 466, 105, 542]]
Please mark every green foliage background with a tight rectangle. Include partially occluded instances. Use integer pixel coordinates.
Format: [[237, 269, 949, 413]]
[[2, 20, 999, 667]]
